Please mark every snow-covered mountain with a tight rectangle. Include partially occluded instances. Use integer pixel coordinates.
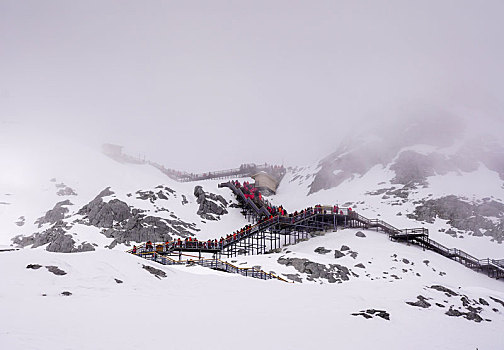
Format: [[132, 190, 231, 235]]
[[1, 120, 503, 350]]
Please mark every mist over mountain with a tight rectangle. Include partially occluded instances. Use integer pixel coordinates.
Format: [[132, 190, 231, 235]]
[[1, 2, 504, 349]]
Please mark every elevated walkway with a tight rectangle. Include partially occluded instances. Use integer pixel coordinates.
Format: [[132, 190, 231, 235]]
[[131, 181, 503, 281]]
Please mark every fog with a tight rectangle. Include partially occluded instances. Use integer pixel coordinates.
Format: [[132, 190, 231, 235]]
[[1, 0, 503, 172]]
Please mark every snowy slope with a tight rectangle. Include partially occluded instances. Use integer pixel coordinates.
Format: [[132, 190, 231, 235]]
[[1, 230, 503, 350], [1, 121, 504, 350]]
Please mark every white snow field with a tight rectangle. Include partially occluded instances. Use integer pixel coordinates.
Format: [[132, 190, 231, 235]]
[[1, 123, 504, 350]]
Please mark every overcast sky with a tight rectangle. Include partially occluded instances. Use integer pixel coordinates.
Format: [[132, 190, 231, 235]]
[[1, 1, 503, 172]]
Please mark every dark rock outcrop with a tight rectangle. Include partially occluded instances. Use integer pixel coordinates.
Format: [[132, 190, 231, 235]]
[[352, 309, 390, 320], [194, 186, 228, 220], [408, 196, 504, 242], [13, 222, 95, 253], [46, 265, 67, 276], [406, 295, 431, 308], [142, 265, 167, 279], [277, 257, 353, 283], [314, 247, 331, 254], [35, 200, 73, 228]]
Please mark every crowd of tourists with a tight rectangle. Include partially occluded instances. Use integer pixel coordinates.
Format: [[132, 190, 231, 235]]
[[132, 180, 353, 254]]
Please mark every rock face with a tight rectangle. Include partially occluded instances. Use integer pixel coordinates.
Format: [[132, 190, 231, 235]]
[[193, 186, 228, 220], [408, 196, 504, 243], [13, 222, 95, 253], [78, 188, 197, 248], [277, 257, 354, 283], [35, 200, 73, 228], [78, 190, 130, 229]]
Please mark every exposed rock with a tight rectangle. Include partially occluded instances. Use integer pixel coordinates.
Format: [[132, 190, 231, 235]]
[[340, 245, 350, 251], [354, 263, 365, 269], [79, 195, 131, 229], [430, 285, 459, 297], [26, 264, 42, 270], [390, 151, 452, 186], [352, 309, 390, 320], [490, 296, 504, 308], [283, 274, 303, 283], [194, 186, 228, 220], [55, 183, 77, 196], [78, 188, 197, 247], [13, 222, 95, 253], [35, 200, 73, 228], [407, 195, 504, 242], [334, 250, 345, 258], [478, 298, 489, 306], [15, 216, 25, 227], [355, 231, 366, 238], [46, 265, 67, 276], [314, 247, 331, 254], [445, 307, 463, 317], [406, 295, 431, 308], [277, 257, 353, 283], [142, 265, 167, 279]]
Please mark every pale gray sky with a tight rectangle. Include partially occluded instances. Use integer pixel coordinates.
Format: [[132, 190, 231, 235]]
[[1, 0, 503, 172]]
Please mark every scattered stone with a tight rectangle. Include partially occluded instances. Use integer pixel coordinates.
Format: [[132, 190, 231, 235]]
[[349, 251, 358, 259], [354, 263, 366, 269], [314, 247, 331, 254], [15, 216, 25, 227], [355, 231, 366, 238], [142, 265, 167, 279], [26, 264, 42, 270], [340, 245, 350, 251], [366, 309, 390, 320], [333, 250, 345, 258], [435, 303, 445, 308], [352, 312, 373, 319], [402, 258, 410, 264], [490, 297, 504, 308], [277, 257, 353, 283], [61, 291, 72, 296], [406, 295, 431, 309], [46, 266, 67, 276], [114, 278, 123, 284], [445, 307, 463, 317], [479, 298, 489, 306], [430, 285, 459, 297], [352, 309, 390, 320]]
